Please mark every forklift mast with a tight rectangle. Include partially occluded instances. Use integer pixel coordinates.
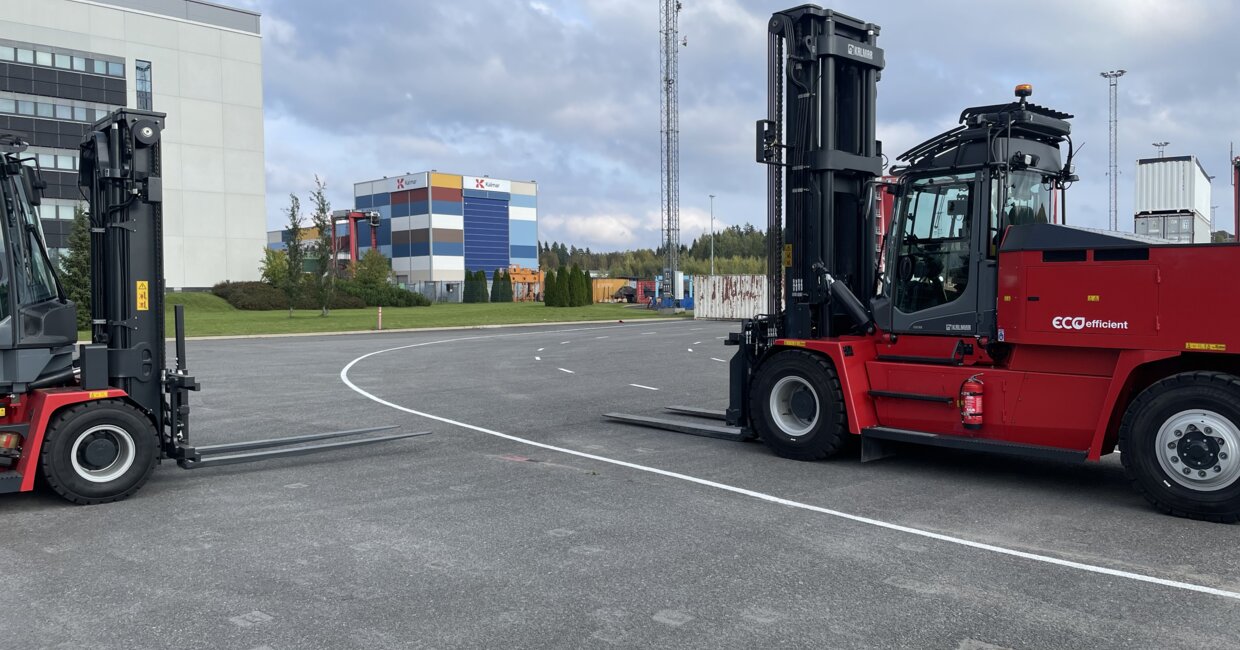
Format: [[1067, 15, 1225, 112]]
[[76, 110, 190, 453], [757, 6, 884, 340]]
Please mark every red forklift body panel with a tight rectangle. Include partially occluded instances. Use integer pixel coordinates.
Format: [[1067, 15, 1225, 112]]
[[998, 244, 1240, 353], [10, 388, 128, 492]]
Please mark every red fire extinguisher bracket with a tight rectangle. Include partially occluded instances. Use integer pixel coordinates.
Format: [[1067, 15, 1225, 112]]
[[960, 374, 984, 431]]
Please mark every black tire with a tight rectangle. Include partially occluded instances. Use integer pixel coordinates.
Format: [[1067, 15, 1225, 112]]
[[750, 350, 847, 461], [39, 400, 159, 505], [1119, 371, 1240, 523]]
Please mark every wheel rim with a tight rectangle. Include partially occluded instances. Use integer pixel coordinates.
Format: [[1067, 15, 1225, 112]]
[[769, 376, 819, 437], [69, 424, 137, 484], [1155, 410, 1240, 492]]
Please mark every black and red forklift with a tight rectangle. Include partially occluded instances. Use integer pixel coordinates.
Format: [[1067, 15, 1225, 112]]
[[0, 110, 426, 504], [610, 5, 1240, 522]]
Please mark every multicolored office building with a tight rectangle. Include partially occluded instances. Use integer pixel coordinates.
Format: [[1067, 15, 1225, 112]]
[[347, 172, 538, 299]]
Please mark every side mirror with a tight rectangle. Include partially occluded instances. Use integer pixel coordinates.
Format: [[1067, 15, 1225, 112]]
[[20, 165, 45, 206]]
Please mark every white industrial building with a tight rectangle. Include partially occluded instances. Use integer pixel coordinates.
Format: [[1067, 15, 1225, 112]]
[[0, 0, 265, 288]]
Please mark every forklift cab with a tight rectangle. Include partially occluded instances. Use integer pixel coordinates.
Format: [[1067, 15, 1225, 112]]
[[0, 145, 76, 393], [871, 94, 1072, 341]]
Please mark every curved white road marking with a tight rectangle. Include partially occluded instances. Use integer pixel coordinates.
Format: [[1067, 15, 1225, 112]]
[[629, 384, 659, 391], [558, 368, 575, 374], [339, 332, 1240, 603], [711, 357, 727, 363]]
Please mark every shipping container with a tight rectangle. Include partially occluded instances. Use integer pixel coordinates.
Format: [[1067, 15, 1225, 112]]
[[1134, 156, 1211, 219], [1134, 211, 1212, 244], [693, 275, 769, 320], [592, 278, 631, 303]]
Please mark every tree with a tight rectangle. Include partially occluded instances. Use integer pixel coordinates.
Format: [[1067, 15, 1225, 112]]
[[354, 248, 392, 287], [307, 175, 335, 316], [282, 193, 304, 317], [477, 270, 490, 303], [578, 268, 593, 306], [260, 247, 288, 286], [500, 269, 513, 302], [543, 267, 558, 306], [568, 264, 585, 307], [60, 204, 91, 331], [489, 269, 502, 302]]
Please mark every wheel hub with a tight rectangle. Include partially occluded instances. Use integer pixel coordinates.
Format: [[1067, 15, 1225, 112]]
[[790, 390, 817, 420], [769, 376, 820, 438], [81, 436, 120, 469], [1157, 410, 1240, 491]]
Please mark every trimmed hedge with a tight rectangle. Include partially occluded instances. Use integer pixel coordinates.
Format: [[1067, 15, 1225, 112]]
[[213, 281, 289, 310], [337, 279, 431, 307]]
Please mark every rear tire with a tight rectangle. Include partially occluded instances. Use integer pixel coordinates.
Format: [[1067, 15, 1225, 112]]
[[750, 350, 847, 461], [39, 400, 159, 505], [1119, 371, 1240, 523]]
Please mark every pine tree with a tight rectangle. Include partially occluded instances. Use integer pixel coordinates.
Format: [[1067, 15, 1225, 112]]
[[543, 267, 557, 306], [490, 269, 502, 302], [60, 204, 92, 331], [568, 264, 584, 306], [463, 269, 476, 303], [501, 269, 513, 302], [477, 270, 490, 303]]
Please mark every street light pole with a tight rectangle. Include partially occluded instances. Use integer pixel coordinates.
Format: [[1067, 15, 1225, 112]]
[[709, 194, 715, 275]]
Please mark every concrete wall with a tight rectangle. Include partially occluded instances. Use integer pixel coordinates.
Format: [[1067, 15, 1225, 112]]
[[0, 0, 266, 288]]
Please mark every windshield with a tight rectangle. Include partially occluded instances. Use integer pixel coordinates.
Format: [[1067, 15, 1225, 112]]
[[998, 170, 1053, 227], [4, 169, 59, 305]]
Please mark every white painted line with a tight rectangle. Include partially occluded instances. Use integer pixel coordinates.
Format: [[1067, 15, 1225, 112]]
[[339, 333, 1240, 604], [715, 337, 727, 340], [641, 332, 656, 335], [595, 336, 609, 339], [687, 348, 694, 352], [560, 341, 571, 345], [534, 356, 541, 361], [537, 348, 545, 352], [690, 328, 703, 331], [629, 384, 659, 391], [693, 341, 701, 345], [558, 368, 575, 374], [711, 358, 727, 363]]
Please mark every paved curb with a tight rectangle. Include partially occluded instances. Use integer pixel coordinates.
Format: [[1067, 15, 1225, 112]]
[[178, 317, 693, 342]]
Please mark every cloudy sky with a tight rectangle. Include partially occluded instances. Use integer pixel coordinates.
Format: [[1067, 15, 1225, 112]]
[[232, 0, 1240, 250]]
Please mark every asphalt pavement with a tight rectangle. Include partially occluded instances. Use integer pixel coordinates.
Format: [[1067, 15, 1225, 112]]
[[1, 318, 1237, 649]]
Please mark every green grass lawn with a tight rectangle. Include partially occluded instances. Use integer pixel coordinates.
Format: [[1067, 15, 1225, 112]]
[[145, 294, 684, 337]]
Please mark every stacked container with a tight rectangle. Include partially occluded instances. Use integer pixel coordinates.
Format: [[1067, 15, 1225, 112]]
[[1133, 156, 1212, 244]]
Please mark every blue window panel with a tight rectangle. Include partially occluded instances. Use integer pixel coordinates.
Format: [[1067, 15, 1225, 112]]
[[509, 219, 538, 244], [377, 219, 392, 246], [432, 241, 463, 256], [431, 200, 463, 216], [510, 244, 537, 259], [463, 195, 511, 275], [267, 241, 286, 251], [393, 201, 411, 218], [463, 189, 512, 201], [509, 194, 537, 209], [379, 245, 392, 257], [356, 221, 371, 245], [356, 194, 373, 209], [407, 200, 430, 216], [411, 242, 430, 257], [510, 257, 538, 270], [335, 222, 348, 236], [370, 192, 391, 207], [393, 243, 410, 257], [377, 205, 391, 220]]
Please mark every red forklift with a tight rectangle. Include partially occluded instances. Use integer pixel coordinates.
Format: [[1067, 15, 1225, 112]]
[[0, 111, 427, 504], [610, 5, 1240, 522]]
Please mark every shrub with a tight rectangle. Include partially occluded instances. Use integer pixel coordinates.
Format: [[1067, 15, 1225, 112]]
[[294, 292, 365, 310], [212, 281, 289, 310], [337, 279, 426, 307]]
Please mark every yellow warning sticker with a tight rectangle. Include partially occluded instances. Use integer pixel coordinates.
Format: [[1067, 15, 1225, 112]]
[[1003, 295, 1011, 302], [0, 407, 6, 417], [782, 244, 793, 268], [782, 340, 807, 348], [89, 391, 109, 399], [136, 280, 149, 311], [1185, 342, 1226, 352], [1087, 295, 1100, 302]]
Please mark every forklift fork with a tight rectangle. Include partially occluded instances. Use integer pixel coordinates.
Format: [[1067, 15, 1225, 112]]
[[176, 425, 432, 469]]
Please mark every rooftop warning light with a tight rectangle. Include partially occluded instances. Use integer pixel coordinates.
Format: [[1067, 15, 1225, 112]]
[[1015, 83, 1033, 99]]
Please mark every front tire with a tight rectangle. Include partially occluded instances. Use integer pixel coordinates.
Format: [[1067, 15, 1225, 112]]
[[40, 400, 159, 505], [750, 350, 847, 461], [1119, 372, 1240, 523]]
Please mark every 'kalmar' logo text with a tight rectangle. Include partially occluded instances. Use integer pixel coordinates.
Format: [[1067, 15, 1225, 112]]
[[1052, 316, 1129, 331]]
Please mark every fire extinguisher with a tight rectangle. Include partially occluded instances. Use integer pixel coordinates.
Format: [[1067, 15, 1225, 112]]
[[960, 374, 984, 430]]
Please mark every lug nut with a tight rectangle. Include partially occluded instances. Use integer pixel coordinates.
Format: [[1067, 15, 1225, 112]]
[[1183, 468, 1192, 475], [1205, 427, 1213, 434], [1174, 430, 1183, 437], [1172, 456, 1180, 464], [1188, 425, 1198, 432], [1199, 471, 1207, 477], [1168, 442, 1177, 449], [1221, 452, 1229, 460], [1215, 466, 1223, 473]]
